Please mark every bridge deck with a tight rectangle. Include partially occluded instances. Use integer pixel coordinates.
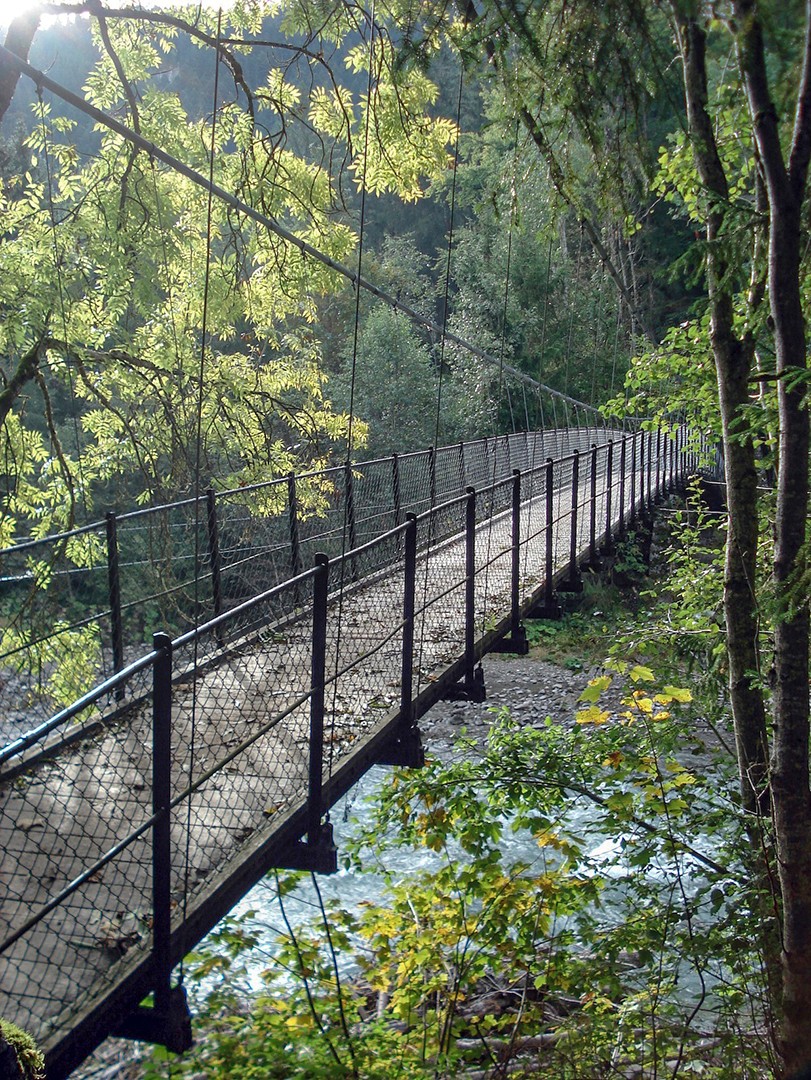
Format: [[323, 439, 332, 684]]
[[0, 432, 687, 1079]]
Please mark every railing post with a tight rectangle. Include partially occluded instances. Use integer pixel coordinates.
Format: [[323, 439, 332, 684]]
[[603, 440, 615, 554], [344, 463, 358, 581], [442, 488, 486, 700], [646, 430, 654, 512], [559, 451, 582, 593], [307, 555, 329, 848], [392, 453, 401, 529], [639, 431, 646, 517], [464, 487, 477, 692], [655, 428, 662, 501], [492, 470, 529, 654], [288, 472, 302, 579], [344, 462, 357, 553], [276, 555, 337, 873], [114, 631, 192, 1052], [429, 445, 437, 508], [618, 436, 627, 538], [458, 441, 466, 493], [528, 457, 562, 620], [152, 631, 173, 1017], [106, 511, 124, 700], [206, 489, 224, 645], [589, 443, 600, 568], [400, 516, 417, 721], [377, 513, 425, 766], [630, 431, 638, 526]]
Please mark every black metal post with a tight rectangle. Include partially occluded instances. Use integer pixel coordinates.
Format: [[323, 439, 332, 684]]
[[589, 443, 599, 567], [528, 456, 561, 620], [639, 431, 646, 516], [443, 488, 486, 699], [492, 470, 529, 653], [647, 431, 654, 511], [464, 487, 477, 691], [151, 632, 173, 1017], [288, 472, 302, 578], [106, 512, 124, 700], [655, 429, 662, 501], [276, 554, 336, 874], [509, 470, 521, 639], [344, 463, 358, 581], [400, 516, 417, 721], [206, 489, 224, 645], [559, 450, 582, 593], [603, 440, 615, 554], [429, 446, 437, 509], [376, 513, 425, 765], [618, 436, 627, 538], [344, 463, 357, 553], [458, 441, 466, 492], [630, 432, 637, 526], [113, 633, 192, 1053], [307, 555, 329, 848], [392, 453, 401, 529]]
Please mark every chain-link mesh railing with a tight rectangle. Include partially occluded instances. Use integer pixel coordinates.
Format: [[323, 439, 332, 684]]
[[0, 425, 700, 1078], [1, 428, 634, 737]]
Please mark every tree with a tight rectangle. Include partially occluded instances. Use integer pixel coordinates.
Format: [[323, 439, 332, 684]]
[[0, 3, 457, 537]]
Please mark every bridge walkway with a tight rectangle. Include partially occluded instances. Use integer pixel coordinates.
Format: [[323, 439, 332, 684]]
[[0, 429, 693, 1078]]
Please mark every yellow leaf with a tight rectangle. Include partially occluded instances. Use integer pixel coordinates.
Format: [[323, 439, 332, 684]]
[[579, 674, 613, 702], [576, 705, 611, 725], [629, 665, 655, 683], [662, 685, 692, 702]]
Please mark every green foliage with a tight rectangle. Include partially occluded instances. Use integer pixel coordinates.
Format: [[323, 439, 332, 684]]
[[162, 658, 773, 1077], [0, 1018, 44, 1080]]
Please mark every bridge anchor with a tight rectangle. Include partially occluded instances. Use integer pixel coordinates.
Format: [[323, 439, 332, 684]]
[[277, 822, 338, 875], [115, 984, 193, 1054], [490, 625, 529, 655], [442, 663, 486, 703], [377, 723, 425, 768]]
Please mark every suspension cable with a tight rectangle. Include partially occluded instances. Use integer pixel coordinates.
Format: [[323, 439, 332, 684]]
[[181, 8, 223, 983]]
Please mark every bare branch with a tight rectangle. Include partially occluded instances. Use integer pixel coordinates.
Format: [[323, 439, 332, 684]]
[[0, 8, 41, 123]]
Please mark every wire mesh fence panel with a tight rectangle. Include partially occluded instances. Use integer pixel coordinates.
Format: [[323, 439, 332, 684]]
[[460, 439, 490, 491], [0, 531, 111, 735], [0, 656, 158, 1042], [412, 497, 469, 695], [167, 575, 315, 913], [322, 529, 409, 775], [215, 480, 293, 606], [474, 477, 515, 634], [349, 459, 400, 549], [433, 443, 465, 502], [397, 449, 434, 519]]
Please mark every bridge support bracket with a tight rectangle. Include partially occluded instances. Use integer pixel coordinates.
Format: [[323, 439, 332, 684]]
[[558, 573, 583, 594], [526, 595, 562, 620], [114, 985, 193, 1054], [277, 823, 338, 875], [490, 626, 529, 656], [377, 725, 425, 768], [442, 664, 486, 703]]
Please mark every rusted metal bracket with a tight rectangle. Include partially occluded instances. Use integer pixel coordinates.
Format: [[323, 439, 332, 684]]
[[115, 985, 193, 1053], [277, 822, 338, 874]]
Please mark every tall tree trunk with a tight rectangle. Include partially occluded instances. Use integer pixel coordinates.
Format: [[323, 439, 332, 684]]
[[672, 10, 770, 817], [734, 0, 811, 1065]]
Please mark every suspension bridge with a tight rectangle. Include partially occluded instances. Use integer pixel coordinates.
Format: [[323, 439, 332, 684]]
[[0, 18, 710, 1076], [0, 423, 700, 1078]]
